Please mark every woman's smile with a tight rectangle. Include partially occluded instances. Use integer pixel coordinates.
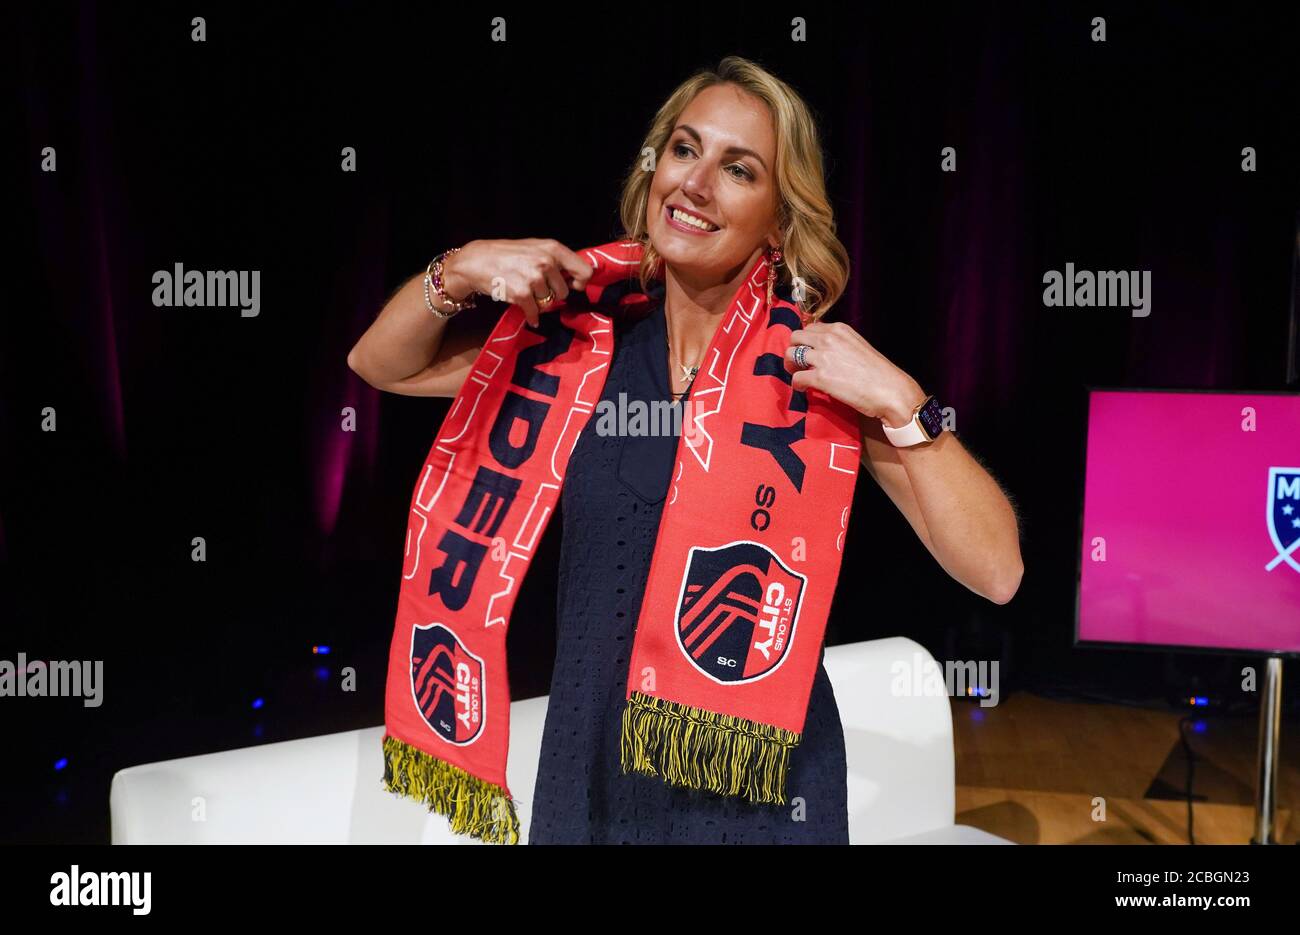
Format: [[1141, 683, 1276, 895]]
[[664, 202, 722, 235]]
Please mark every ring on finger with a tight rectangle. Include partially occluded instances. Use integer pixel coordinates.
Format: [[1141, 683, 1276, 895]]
[[793, 344, 813, 370]]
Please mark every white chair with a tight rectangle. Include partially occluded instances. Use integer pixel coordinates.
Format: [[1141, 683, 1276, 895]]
[[826, 636, 1012, 844], [110, 636, 1012, 844]]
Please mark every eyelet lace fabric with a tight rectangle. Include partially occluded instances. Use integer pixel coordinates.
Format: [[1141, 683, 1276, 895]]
[[526, 299, 849, 845]]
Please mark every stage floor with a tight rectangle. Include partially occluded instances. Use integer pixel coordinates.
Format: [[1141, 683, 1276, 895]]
[[952, 692, 1299, 844]]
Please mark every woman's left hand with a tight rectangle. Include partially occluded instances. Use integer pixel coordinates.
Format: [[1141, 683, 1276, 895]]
[[784, 321, 926, 426]]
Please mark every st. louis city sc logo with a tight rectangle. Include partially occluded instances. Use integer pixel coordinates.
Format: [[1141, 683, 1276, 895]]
[[676, 541, 806, 683], [1266, 466, 1300, 574], [409, 623, 485, 744]]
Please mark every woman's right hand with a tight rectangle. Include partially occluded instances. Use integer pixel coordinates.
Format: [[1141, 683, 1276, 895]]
[[446, 238, 597, 327]]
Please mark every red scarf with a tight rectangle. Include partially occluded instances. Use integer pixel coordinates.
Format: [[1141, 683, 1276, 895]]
[[381, 240, 861, 843]]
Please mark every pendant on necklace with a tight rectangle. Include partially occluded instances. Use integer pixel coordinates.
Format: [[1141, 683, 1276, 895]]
[[681, 364, 699, 381]]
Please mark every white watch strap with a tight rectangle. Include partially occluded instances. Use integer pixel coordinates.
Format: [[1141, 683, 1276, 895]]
[[881, 412, 929, 446]]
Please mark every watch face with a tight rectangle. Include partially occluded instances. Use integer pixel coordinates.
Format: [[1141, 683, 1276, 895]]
[[917, 397, 944, 439]]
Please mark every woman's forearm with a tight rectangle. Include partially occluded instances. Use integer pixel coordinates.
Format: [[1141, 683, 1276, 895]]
[[895, 428, 1024, 603], [347, 253, 473, 386]]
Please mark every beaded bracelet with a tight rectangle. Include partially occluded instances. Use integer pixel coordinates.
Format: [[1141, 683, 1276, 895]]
[[423, 247, 478, 319]]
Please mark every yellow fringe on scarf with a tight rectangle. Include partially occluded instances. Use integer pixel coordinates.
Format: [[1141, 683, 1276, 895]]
[[381, 733, 521, 845], [619, 690, 800, 804]]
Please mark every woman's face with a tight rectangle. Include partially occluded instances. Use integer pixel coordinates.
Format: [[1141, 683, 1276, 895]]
[[648, 83, 781, 285]]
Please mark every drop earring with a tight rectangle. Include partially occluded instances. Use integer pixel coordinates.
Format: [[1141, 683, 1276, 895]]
[[765, 244, 783, 309]]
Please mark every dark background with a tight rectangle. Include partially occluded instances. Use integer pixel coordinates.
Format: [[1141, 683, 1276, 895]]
[[4, 2, 1298, 843]]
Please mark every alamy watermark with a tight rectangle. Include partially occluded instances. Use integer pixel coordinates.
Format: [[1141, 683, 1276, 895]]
[[50, 865, 150, 915], [890, 652, 1000, 707], [152, 263, 260, 317], [0, 654, 103, 707], [1043, 262, 1150, 317], [592, 392, 704, 440]]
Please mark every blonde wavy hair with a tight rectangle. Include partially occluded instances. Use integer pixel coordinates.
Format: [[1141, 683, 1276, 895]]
[[617, 55, 849, 322]]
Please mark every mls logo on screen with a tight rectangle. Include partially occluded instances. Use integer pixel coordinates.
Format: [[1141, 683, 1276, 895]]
[[1265, 467, 1300, 574], [409, 622, 485, 744]]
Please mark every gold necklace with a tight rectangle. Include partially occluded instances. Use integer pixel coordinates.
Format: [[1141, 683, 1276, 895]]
[[664, 304, 699, 396]]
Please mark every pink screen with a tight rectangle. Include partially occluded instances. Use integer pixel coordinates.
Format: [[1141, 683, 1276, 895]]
[[1078, 390, 1300, 654]]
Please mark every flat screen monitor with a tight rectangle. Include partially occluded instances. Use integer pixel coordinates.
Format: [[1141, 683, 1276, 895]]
[[1076, 388, 1300, 656]]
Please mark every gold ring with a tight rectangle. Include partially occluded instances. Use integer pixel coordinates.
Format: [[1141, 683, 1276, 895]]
[[536, 291, 555, 307]]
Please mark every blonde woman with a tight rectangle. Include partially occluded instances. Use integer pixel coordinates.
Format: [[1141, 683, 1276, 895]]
[[349, 56, 1022, 843]]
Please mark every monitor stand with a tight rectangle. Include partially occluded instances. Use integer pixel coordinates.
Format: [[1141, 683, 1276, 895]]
[[1250, 657, 1284, 845]]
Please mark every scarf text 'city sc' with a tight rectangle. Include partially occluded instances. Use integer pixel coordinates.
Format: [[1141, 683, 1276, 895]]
[[381, 240, 862, 843]]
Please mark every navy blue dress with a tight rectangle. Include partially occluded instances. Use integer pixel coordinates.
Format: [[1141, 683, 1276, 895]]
[[527, 298, 850, 844]]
